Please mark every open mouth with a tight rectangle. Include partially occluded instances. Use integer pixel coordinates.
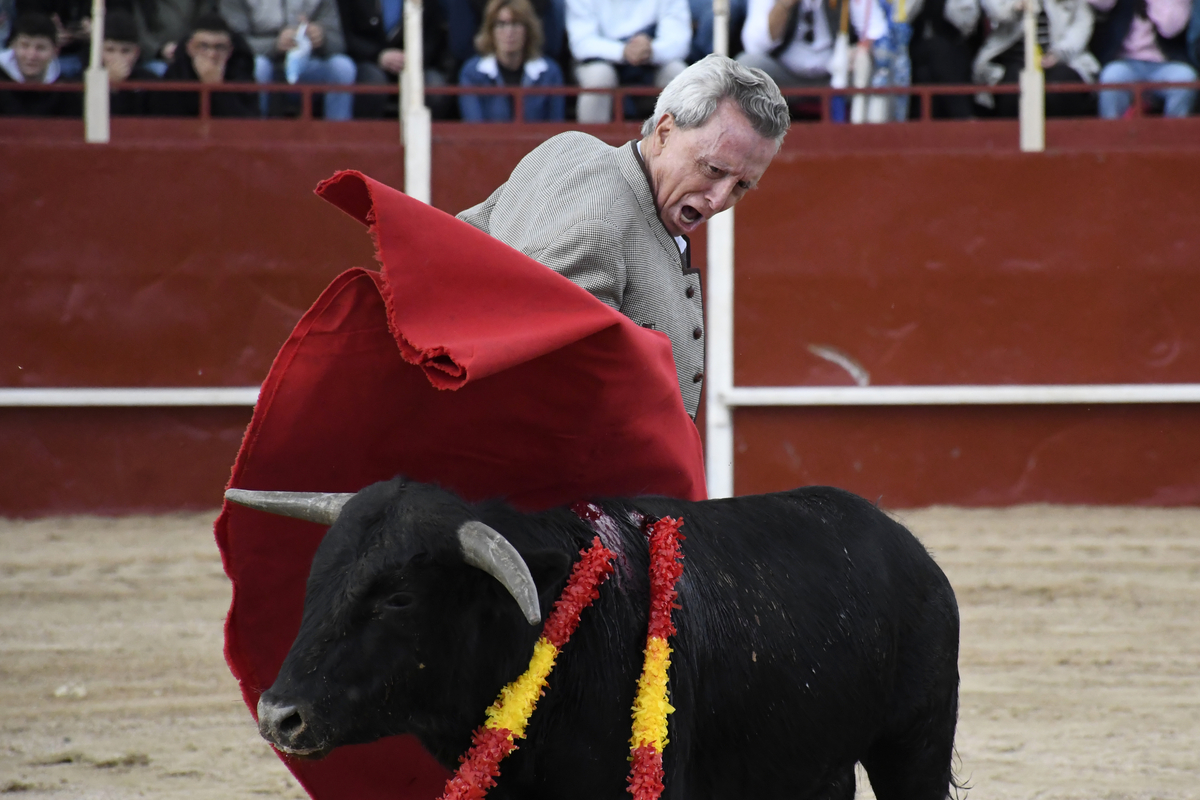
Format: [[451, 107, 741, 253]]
[[271, 742, 333, 760], [680, 205, 702, 225]]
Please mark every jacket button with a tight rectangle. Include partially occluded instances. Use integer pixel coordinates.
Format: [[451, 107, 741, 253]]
[[685, 286, 695, 298], [370, 15, 379, 23], [693, 372, 703, 383], [692, 327, 702, 339]]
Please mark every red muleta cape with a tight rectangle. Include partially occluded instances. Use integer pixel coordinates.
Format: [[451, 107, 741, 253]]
[[214, 171, 707, 799]]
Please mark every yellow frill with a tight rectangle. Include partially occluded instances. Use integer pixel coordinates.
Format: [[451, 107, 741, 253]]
[[484, 637, 559, 739], [629, 636, 674, 751]]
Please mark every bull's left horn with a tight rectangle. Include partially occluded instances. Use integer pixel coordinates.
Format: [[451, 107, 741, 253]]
[[224, 489, 355, 526], [457, 521, 542, 626]]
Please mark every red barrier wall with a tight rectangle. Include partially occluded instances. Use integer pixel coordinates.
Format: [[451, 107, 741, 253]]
[[2, 120, 1199, 514], [727, 149, 1200, 504], [3, 138, 394, 387], [2, 130, 397, 515]]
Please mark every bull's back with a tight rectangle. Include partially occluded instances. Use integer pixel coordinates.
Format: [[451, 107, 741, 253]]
[[620, 487, 957, 796], [632, 486, 950, 627]]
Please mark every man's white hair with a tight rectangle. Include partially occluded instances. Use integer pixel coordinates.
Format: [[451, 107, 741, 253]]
[[641, 54, 790, 144]]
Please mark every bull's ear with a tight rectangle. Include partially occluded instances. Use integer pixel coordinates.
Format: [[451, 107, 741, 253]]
[[521, 549, 574, 607]]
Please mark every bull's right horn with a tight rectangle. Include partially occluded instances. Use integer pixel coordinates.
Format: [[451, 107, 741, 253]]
[[456, 521, 542, 626], [225, 489, 355, 527]]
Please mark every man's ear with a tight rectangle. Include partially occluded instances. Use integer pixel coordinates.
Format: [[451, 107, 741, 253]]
[[652, 112, 675, 152], [522, 549, 574, 606]]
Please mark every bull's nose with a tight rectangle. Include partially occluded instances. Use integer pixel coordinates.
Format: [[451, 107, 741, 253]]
[[257, 695, 310, 751]]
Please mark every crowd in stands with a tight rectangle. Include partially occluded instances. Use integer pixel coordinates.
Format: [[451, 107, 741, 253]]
[[1, 0, 1198, 119]]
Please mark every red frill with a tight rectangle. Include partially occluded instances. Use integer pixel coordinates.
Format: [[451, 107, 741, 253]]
[[626, 746, 665, 800], [438, 727, 517, 800], [644, 518, 685, 641], [542, 537, 617, 649], [437, 538, 615, 800]]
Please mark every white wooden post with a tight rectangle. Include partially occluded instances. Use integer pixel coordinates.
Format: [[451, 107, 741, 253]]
[[705, 0, 736, 498], [850, 43, 871, 124], [401, 0, 432, 203], [712, 0, 729, 57], [705, 208, 736, 499], [83, 0, 109, 143], [1019, 0, 1045, 152]]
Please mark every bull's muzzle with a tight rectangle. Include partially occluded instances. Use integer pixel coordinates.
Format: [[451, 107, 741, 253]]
[[257, 693, 328, 758]]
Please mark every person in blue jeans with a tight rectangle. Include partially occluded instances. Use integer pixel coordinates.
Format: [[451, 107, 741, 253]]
[[1089, 0, 1196, 118], [220, 0, 356, 119], [458, 0, 565, 121]]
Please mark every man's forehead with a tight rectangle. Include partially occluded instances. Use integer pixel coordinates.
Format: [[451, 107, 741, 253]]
[[694, 113, 775, 170], [15, 34, 54, 47], [691, 103, 773, 146]]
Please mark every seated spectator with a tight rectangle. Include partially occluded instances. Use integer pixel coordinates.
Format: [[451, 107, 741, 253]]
[[1089, 0, 1196, 117], [443, 0, 565, 68], [149, 12, 258, 116], [567, 0, 691, 123], [737, 0, 885, 95], [128, 0, 218, 76], [0, 11, 81, 115], [337, 0, 455, 118], [99, 8, 160, 115], [218, 0, 356, 119], [459, 0, 564, 121], [30, 0, 91, 77], [908, 0, 980, 118], [974, 0, 1098, 117], [865, 0, 922, 121]]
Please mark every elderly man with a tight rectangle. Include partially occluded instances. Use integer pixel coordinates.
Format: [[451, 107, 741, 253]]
[[458, 54, 788, 419]]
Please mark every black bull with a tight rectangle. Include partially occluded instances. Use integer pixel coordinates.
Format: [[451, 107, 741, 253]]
[[235, 478, 960, 800]]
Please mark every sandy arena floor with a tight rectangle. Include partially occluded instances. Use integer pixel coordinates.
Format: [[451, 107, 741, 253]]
[[1, 506, 1197, 799]]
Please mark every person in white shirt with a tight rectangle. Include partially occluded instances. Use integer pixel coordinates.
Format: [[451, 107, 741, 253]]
[[738, 0, 886, 88], [567, 0, 692, 122]]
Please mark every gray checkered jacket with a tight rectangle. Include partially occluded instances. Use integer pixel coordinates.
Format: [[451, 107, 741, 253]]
[[457, 132, 705, 418]]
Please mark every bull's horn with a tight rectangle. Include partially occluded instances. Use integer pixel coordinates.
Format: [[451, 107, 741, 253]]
[[224, 489, 355, 527], [456, 521, 541, 626]]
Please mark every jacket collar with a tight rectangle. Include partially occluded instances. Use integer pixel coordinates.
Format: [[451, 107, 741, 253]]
[[0, 48, 61, 84], [475, 54, 550, 82], [624, 140, 690, 265]]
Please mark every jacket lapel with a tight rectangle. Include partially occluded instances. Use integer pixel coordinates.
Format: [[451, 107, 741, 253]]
[[618, 141, 688, 272]]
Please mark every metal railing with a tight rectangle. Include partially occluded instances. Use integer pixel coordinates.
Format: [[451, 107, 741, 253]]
[[5, 78, 1200, 124]]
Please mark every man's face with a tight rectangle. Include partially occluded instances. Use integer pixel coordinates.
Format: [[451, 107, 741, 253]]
[[12, 34, 57, 82], [645, 101, 778, 238], [186, 30, 233, 76], [102, 40, 141, 81]]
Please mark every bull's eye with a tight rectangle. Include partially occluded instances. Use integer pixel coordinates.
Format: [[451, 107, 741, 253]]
[[383, 592, 415, 611]]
